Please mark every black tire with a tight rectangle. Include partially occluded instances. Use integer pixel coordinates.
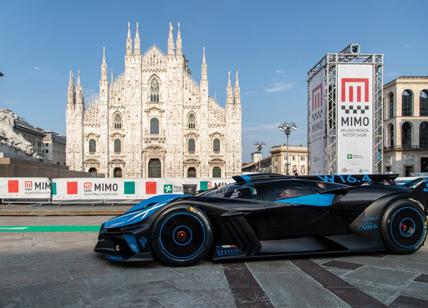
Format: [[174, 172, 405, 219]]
[[150, 205, 213, 266], [381, 199, 427, 254]]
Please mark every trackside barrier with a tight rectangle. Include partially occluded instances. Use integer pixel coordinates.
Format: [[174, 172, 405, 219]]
[[0, 177, 234, 203], [0, 177, 51, 201], [51, 178, 234, 202]]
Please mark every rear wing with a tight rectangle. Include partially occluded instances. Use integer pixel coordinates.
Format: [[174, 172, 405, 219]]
[[233, 173, 398, 186]]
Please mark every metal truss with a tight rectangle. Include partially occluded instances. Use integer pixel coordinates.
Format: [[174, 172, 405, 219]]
[[308, 44, 384, 174]]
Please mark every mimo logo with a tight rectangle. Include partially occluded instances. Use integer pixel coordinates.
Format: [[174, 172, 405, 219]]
[[24, 181, 32, 191], [340, 78, 369, 103], [84, 182, 92, 192]]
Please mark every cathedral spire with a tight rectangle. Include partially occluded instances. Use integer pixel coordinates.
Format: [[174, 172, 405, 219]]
[[101, 47, 108, 82], [76, 70, 81, 90], [67, 69, 75, 106], [176, 22, 182, 57], [227, 68, 233, 105], [68, 69, 74, 92], [126, 22, 132, 55], [134, 22, 141, 54], [167, 22, 175, 57], [201, 47, 207, 80], [234, 70, 240, 104], [76, 70, 83, 106]]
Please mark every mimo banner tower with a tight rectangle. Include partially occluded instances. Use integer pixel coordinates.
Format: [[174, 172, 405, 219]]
[[307, 43, 384, 174]]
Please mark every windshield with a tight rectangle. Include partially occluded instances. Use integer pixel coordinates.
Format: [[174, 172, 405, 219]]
[[196, 183, 257, 199]]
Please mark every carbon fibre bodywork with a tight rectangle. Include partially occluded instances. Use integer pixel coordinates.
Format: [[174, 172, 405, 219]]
[[95, 174, 428, 263]]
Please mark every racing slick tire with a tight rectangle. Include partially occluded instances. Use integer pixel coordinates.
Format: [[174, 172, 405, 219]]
[[381, 199, 427, 254], [151, 206, 213, 266]]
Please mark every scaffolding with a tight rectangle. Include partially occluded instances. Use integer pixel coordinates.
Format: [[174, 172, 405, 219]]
[[307, 43, 384, 174]]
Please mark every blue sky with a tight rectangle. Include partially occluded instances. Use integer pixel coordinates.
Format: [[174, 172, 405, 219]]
[[1, 0, 427, 161]]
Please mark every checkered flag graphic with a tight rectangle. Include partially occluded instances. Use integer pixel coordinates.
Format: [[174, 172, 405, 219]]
[[341, 105, 369, 114], [311, 110, 323, 121]]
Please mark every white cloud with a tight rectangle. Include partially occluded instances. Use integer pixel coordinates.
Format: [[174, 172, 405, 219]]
[[33, 66, 40, 71], [264, 82, 294, 93], [275, 69, 286, 74]]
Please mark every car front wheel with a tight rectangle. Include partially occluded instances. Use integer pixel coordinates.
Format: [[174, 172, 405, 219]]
[[150, 205, 213, 266]]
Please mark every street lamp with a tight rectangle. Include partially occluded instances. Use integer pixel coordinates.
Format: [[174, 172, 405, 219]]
[[253, 141, 266, 172], [278, 122, 297, 175]]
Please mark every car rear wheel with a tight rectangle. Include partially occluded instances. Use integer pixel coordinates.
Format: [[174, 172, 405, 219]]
[[150, 206, 213, 266], [381, 199, 427, 254]]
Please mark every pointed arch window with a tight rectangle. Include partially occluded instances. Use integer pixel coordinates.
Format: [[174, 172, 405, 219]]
[[188, 113, 196, 129], [149, 77, 160, 102], [150, 118, 159, 134], [113, 113, 122, 129], [402, 90, 413, 116], [188, 138, 195, 154], [213, 138, 220, 153], [89, 139, 96, 154], [114, 139, 121, 154], [420, 90, 428, 116]]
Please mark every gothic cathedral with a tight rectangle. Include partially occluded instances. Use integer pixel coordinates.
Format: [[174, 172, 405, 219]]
[[66, 22, 242, 178]]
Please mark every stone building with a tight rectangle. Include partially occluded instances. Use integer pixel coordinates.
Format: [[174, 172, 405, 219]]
[[42, 132, 66, 165], [0, 108, 65, 164], [383, 76, 428, 176], [270, 145, 308, 175], [66, 22, 242, 178]]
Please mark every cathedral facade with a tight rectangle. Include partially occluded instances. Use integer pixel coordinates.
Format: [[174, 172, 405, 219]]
[[66, 23, 242, 178]]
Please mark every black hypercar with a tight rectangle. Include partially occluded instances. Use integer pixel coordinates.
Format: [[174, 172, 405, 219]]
[[95, 174, 428, 266]]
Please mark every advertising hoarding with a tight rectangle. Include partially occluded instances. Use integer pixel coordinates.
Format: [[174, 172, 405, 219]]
[[308, 68, 326, 174], [337, 64, 373, 174], [0, 177, 51, 199]]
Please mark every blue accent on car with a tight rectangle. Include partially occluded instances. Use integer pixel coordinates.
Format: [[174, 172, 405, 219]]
[[105, 255, 126, 262], [423, 180, 428, 192], [215, 245, 242, 257], [123, 234, 139, 254], [139, 236, 147, 249], [159, 212, 206, 260], [125, 194, 189, 214], [275, 193, 335, 207], [104, 194, 190, 229], [241, 175, 251, 182]]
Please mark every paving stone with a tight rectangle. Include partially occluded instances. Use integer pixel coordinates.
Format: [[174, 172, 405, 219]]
[[390, 295, 428, 308], [322, 260, 362, 270], [414, 274, 428, 283], [247, 261, 351, 307]]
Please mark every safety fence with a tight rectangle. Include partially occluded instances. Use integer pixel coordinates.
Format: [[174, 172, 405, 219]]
[[0, 177, 233, 204]]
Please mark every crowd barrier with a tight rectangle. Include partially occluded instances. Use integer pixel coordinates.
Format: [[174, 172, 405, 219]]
[[0, 177, 234, 203]]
